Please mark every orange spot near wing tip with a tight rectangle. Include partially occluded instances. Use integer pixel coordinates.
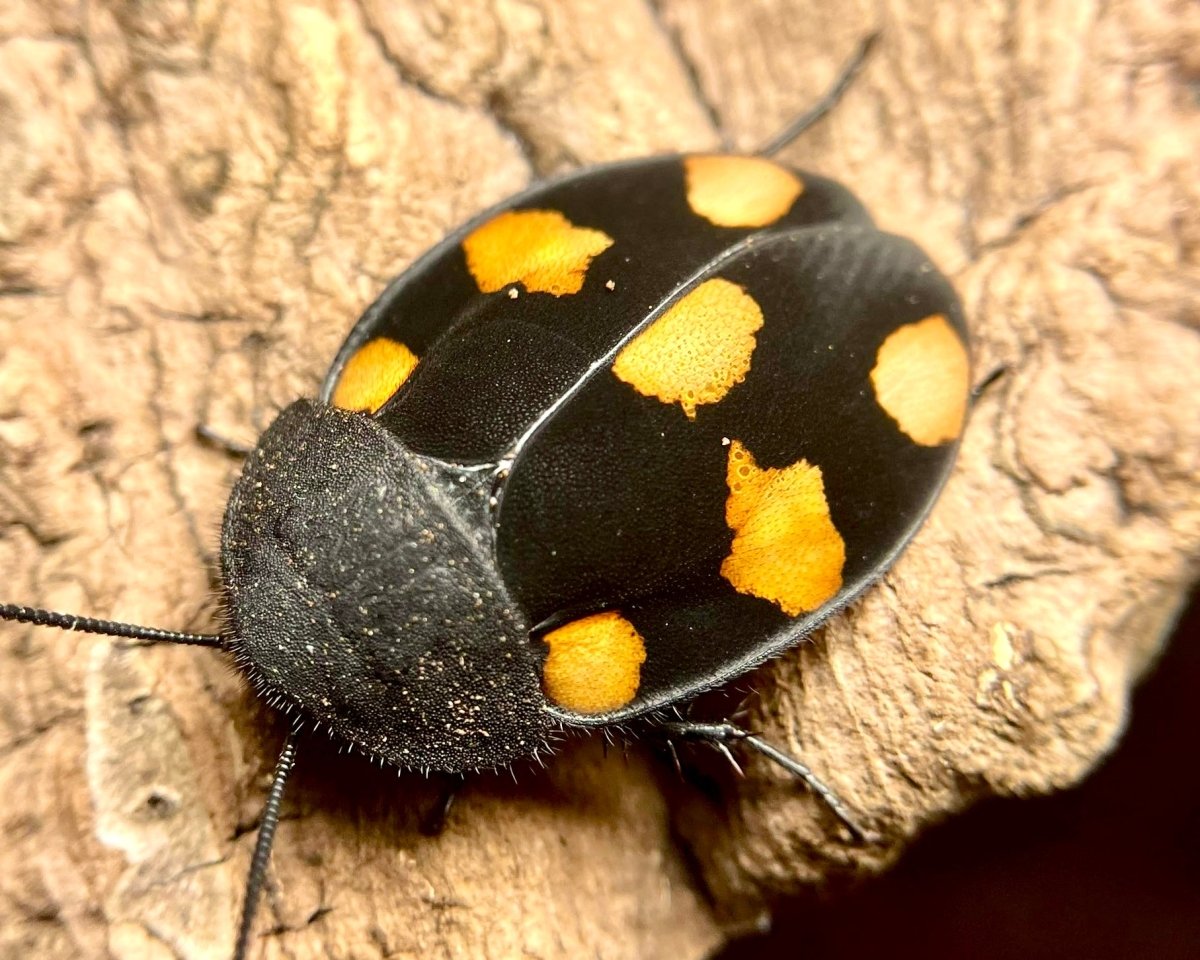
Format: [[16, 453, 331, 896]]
[[684, 155, 804, 228], [462, 209, 614, 296], [331, 337, 420, 413], [720, 440, 846, 616], [542, 610, 647, 715], [870, 314, 970, 446]]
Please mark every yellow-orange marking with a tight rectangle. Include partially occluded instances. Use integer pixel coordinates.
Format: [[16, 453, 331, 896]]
[[684, 155, 803, 228], [870, 314, 969, 446], [462, 209, 614, 296], [612, 278, 763, 418], [331, 337, 420, 413], [720, 441, 845, 616], [542, 610, 647, 714]]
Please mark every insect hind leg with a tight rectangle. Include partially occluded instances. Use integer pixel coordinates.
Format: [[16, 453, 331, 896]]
[[656, 719, 877, 843]]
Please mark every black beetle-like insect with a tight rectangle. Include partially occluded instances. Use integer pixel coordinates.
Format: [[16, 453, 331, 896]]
[[1, 36, 971, 959]]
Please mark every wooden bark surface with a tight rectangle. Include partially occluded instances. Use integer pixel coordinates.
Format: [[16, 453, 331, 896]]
[[0, 1, 1197, 958]]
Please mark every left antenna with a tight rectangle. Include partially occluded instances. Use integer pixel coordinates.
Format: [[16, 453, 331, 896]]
[[0, 603, 228, 648]]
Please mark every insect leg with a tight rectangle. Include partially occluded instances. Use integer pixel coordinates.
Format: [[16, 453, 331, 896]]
[[656, 719, 877, 843], [971, 364, 1008, 403], [196, 423, 255, 459], [420, 774, 465, 837], [235, 731, 300, 960]]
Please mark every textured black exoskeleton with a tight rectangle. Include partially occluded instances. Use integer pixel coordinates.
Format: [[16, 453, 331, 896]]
[[0, 35, 972, 960], [224, 401, 550, 772]]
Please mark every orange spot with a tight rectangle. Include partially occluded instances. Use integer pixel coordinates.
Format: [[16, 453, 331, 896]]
[[612, 278, 763, 418], [462, 209, 614, 296], [870, 315, 970, 446], [330, 337, 419, 413], [542, 611, 647, 714], [720, 441, 845, 616], [684, 155, 803, 228]]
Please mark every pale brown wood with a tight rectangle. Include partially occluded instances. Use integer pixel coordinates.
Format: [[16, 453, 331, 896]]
[[0, 1, 1197, 957]]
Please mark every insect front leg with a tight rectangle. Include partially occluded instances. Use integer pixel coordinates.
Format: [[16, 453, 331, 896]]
[[419, 774, 465, 837], [196, 422, 256, 458]]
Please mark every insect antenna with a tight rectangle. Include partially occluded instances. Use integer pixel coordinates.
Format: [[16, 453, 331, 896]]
[[0, 603, 228, 648], [756, 31, 880, 157], [0, 601, 305, 955], [235, 731, 300, 960]]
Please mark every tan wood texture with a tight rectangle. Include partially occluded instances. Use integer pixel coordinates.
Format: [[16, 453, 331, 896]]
[[1, 1, 1197, 957]]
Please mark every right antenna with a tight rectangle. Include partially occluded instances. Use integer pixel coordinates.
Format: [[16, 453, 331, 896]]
[[757, 31, 881, 157]]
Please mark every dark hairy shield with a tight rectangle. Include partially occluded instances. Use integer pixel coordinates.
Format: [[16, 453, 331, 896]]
[[223, 401, 551, 773], [0, 35, 974, 960]]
